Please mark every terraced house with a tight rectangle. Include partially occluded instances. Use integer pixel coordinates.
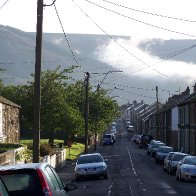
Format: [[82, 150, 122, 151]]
[[0, 96, 20, 144]]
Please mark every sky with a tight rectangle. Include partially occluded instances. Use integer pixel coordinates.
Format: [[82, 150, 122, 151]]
[[0, 0, 196, 39], [1, 0, 196, 104]]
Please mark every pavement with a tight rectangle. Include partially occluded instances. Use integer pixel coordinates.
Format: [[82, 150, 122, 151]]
[[57, 143, 101, 183]]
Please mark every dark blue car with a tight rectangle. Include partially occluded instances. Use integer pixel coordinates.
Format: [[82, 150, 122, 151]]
[[102, 134, 114, 146]]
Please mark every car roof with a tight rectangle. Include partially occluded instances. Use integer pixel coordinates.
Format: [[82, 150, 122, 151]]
[[0, 163, 49, 171], [172, 152, 188, 156], [78, 153, 101, 158], [159, 146, 173, 149]]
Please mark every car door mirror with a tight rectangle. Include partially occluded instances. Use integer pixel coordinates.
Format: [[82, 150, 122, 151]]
[[104, 159, 108, 162]]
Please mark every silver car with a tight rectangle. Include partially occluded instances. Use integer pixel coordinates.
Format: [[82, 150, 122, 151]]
[[163, 152, 177, 172], [150, 142, 166, 157], [176, 155, 196, 181], [74, 153, 108, 180], [155, 146, 174, 163], [167, 152, 189, 175]]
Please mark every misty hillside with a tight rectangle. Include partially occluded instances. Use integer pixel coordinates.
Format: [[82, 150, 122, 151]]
[[0, 25, 196, 105]]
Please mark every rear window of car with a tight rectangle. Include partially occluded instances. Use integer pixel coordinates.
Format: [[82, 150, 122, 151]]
[[0, 177, 9, 196], [0, 169, 43, 195], [104, 134, 112, 139]]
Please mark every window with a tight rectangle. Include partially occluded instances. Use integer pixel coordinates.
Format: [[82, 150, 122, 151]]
[[1, 173, 35, 192]]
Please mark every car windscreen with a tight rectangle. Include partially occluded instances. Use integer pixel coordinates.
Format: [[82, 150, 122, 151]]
[[184, 157, 196, 165], [173, 154, 187, 161], [77, 155, 103, 164], [0, 169, 43, 195], [159, 148, 173, 153]]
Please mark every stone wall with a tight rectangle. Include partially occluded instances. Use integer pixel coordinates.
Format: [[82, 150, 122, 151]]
[[0, 96, 20, 144]]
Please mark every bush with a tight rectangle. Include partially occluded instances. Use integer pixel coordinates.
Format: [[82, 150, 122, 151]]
[[40, 143, 54, 157]]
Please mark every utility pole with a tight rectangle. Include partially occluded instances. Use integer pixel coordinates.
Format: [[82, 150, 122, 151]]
[[33, 0, 43, 163], [84, 72, 90, 154], [156, 86, 159, 140], [94, 84, 100, 152]]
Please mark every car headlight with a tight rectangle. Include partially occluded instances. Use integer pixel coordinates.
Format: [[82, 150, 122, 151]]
[[97, 166, 107, 171], [76, 168, 85, 173], [181, 168, 189, 172]]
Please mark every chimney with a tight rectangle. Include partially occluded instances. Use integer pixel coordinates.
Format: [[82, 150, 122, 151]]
[[193, 83, 196, 92], [185, 86, 190, 95]]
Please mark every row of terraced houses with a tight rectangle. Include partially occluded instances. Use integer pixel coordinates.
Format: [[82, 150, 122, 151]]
[[123, 84, 196, 155]]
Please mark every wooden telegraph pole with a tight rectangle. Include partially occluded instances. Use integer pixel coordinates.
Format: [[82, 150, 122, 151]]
[[33, 0, 43, 163], [156, 86, 159, 140], [84, 72, 90, 154]]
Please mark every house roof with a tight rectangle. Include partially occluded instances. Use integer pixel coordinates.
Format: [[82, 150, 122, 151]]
[[0, 96, 20, 108], [178, 91, 196, 106]]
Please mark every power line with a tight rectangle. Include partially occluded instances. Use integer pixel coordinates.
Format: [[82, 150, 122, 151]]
[[0, 0, 10, 10], [99, 0, 196, 23], [91, 78, 179, 94], [86, 0, 196, 38], [53, 3, 80, 66], [44, 0, 57, 7], [72, 0, 191, 85]]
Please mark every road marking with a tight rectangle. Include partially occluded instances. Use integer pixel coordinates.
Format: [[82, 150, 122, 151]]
[[160, 182, 178, 194], [107, 182, 113, 196], [127, 147, 138, 177], [128, 181, 134, 196], [103, 154, 127, 158]]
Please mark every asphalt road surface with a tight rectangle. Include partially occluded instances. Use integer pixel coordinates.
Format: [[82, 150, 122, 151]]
[[58, 122, 196, 196]]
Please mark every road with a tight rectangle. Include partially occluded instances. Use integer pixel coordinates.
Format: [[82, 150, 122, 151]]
[[58, 122, 196, 196]]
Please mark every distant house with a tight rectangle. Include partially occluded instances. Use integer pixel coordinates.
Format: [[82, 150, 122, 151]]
[[178, 85, 196, 155], [0, 96, 20, 144], [157, 87, 190, 150]]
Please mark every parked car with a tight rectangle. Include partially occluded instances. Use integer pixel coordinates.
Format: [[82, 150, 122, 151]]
[[176, 155, 196, 181], [131, 135, 139, 143], [147, 140, 161, 154], [138, 134, 153, 148], [0, 176, 9, 196], [155, 146, 174, 163], [135, 135, 142, 145], [74, 153, 108, 180], [163, 152, 177, 172], [127, 125, 134, 132], [167, 152, 189, 175], [150, 142, 166, 157], [0, 163, 77, 195], [102, 134, 114, 146]]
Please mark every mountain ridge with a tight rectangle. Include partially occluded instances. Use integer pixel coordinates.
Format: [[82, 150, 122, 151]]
[[0, 25, 196, 105]]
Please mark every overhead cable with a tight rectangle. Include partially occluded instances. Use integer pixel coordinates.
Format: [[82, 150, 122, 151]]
[[72, 0, 180, 83], [54, 3, 80, 66], [99, 0, 196, 23], [0, 0, 10, 10], [86, 0, 196, 38]]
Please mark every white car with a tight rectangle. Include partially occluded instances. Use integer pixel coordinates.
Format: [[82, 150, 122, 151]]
[[176, 155, 196, 181], [74, 153, 108, 180]]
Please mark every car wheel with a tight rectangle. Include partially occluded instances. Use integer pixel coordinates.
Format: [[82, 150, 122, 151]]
[[168, 167, 171, 175], [175, 172, 179, 181], [104, 174, 108, 179], [179, 172, 184, 182], [155, 159, 158, 164]]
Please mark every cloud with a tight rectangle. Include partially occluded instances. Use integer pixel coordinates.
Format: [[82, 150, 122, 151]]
[[95, 37, 196, 85]]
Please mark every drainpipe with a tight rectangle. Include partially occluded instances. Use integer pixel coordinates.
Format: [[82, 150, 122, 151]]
[[188, 103, 191, 154]]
